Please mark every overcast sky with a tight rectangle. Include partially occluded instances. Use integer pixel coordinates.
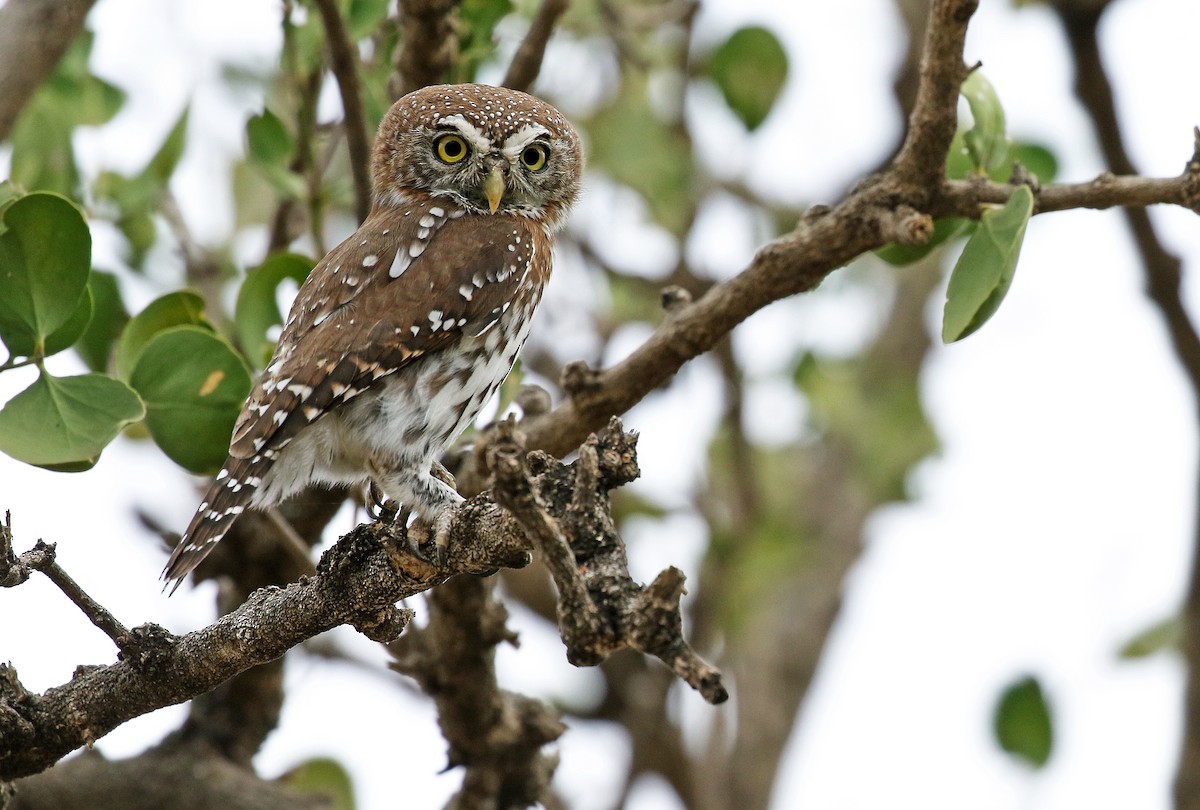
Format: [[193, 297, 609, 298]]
[[2, 1, 1200, 808]]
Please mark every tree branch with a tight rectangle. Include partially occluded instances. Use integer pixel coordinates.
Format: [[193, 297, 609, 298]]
[[312, 0, 373, 223], [500, 0, 1200, 469], [503, 0, 569, 93], [891, 0, 977, 188], [0, 500, 525, 780], [393, 0, 460, 97], [1050, 5, 1200, 808]]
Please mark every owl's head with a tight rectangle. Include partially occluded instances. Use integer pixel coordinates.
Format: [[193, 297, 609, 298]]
[[371, 84, 582, 230]]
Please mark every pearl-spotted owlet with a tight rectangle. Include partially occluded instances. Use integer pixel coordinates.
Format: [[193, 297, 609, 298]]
[[163, 83, 582, 590]]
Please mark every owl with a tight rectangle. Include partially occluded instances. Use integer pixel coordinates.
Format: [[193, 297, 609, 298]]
[[162, 84, 582, 591]]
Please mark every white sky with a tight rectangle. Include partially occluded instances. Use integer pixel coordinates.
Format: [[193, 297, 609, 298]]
[[2, 1, 1200, 808]]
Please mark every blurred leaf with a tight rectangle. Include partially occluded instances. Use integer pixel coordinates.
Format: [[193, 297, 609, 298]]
[[147, 107, 190, 184], [0, 193, 91, 358], [76, 271, 131, 372], [234, 253, 313, 367], [1119, 615, 1181, 660], [0, 181, 23, 218], [346, 0, 392, 40], [704, 25, 789, 131], [247, 108, 296, 167], [794, 351, 938, 502], [280, 757, 356, 810], [260, 162, 309, 200], [875, 218, 973, 266], [114, 290, 210, 379], [129, 326, 252, 473], [993, 675, 1053, 769], [8, 32, 124, 195], [457, 0, 514, 79], [961, 70, 1010, 175], [0, 371, 144, 471], [586, 86, 692, 233], [942, 185, 1033, 343], [947, 132, 1058, 185]]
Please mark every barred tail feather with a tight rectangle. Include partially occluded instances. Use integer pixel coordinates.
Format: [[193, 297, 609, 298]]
[[162, 457, 262, 593]]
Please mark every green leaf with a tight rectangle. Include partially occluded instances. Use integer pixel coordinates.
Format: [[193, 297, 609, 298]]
[[347, 0, 393, 40], [993, 675, 1053, 769], [280, 757, 356, 810], [586, 85, 693, 233], [247, 108, 296, 167], [457, 0, 514, 79], [0, 193, 91, 357], [1119, 615, 1181, 660], [259, 162, 309, 200], [1009, 141, 1059, 184], [235, 253, 313, 367], [0, 181, 23, 219], [147, 107, 190, 184], [76, 271, 130, 372], [942, 185, 1034, 343], [129, 326, 251, 473], [704, 26, 789, 131], [875, 218, 973, 266], [0, 371, 144, 471], [114, 291, 210, 380], [961, 71, 1010, 175]]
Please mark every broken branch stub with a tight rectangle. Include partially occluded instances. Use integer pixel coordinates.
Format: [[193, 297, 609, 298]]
[[482, 416, 728, 705]]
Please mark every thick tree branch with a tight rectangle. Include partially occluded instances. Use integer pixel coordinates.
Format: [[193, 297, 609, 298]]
[[393, 0, 460, 97], [0, 0, 96, 141], [891, 0, 978, 187], [0, 500, 525, 781]]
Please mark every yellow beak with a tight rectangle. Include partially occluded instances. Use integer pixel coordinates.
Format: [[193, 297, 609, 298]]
[[483, 165, 505, 214]]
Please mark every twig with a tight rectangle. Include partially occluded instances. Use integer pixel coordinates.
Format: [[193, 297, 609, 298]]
[[936, 171, 1200, 217], [0, 529, 131, 649], [312, 0, 372, 223], [503, 0, 569, 93]]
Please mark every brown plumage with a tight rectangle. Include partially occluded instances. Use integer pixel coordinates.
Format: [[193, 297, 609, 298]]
[[163, 84, 582, 590]]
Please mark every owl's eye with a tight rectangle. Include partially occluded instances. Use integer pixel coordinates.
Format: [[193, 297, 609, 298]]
[[435, 134, 469, 164], [520, 144, 549, 172]]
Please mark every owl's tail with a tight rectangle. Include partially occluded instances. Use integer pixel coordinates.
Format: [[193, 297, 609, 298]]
[[162, 456, 261, 594]]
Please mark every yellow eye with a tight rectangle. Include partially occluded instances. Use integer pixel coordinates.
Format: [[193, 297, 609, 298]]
[[520, 144, 548, 172], [435, 134, 469, 164]]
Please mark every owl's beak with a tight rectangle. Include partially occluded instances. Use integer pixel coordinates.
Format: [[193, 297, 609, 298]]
[[483, 165, 505, 214]]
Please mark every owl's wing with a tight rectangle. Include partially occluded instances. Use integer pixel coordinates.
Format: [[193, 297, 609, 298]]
[[229, 201, 547, 461]]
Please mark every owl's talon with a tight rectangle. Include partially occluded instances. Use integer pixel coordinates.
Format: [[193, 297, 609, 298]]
[[405, 521, 431, 559], [367, 483, 399, 521]]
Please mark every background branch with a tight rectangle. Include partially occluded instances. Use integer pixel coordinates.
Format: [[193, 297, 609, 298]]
[[0, 0, 96, 141], [312, 0, 373, 223]]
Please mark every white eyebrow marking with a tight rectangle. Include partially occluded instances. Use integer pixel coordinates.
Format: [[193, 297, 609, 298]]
[[437, 114, 492, 153], [501, 124, 550, 159]]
